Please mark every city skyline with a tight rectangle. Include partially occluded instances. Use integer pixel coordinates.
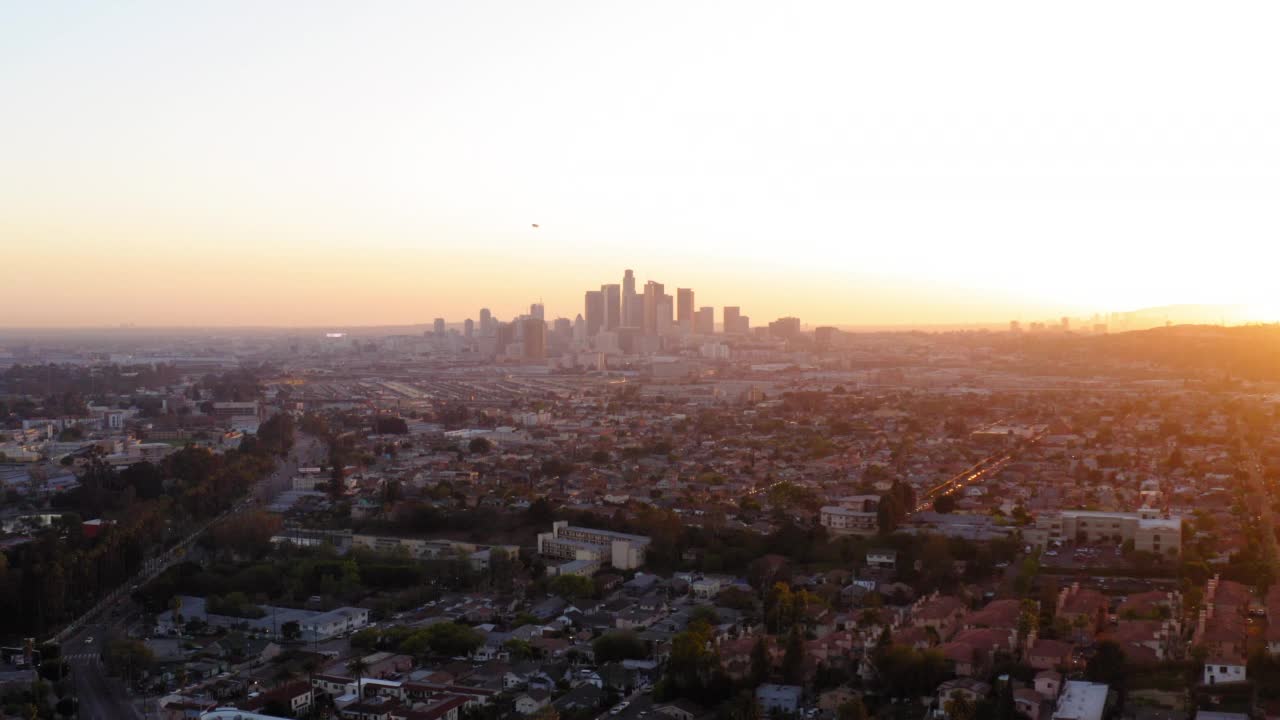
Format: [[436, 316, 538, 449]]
[[5, 3, 1280, 328]]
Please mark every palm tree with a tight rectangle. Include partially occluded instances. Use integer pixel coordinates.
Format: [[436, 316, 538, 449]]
[[302, 656, 320, 718], [346, 656, 370, 700]]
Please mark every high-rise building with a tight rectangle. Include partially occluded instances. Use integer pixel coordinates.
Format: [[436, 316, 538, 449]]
[[553, 317, 572, 342], [814, 326, 840, 348], [768, 317, 801, 339], [643, 281, 664, 335], [521, 317, 546, 360], [585, 290, 605, 337], [433, 318, 446, 335], [496, 321, 516, 355], [622, 269, 639, 327], [723, 306, 740, 335], [657, 294, 674, 335], [530, 303, 545, 321], [464, 318, 474, 338], [602, 284, 621, 330], [695, 306, 715, 335], [479, 308, 492, 335], [573, 314, 586, 344], [676, 288, 694, 332]]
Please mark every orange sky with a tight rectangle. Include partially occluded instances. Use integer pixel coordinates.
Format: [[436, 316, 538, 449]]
[[3, 2, 1280, 328]]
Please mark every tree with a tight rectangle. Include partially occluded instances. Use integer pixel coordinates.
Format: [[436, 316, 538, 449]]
[[749, 637, 771, 686], [1085, 640, 1126, 687], [347, 656, 370, 699], [836, 699, 867, 720], [593, 631, 647, 663], [281, 620, 301, 641], [781, 625, 806, 684], [933, 495, 957, 514], [468, 437, 492, 454], [549, 574, 595, 600], [944, 693, 976, 720]]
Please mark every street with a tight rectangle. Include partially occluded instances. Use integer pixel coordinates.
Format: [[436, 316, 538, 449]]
[[59, 433, 322, 719]]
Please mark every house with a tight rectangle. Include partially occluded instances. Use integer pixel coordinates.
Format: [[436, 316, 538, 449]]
[[911, 595, 968, 640], [756, 684, 802, 715], [514, 690, 550, 715], [654, 699, 709, 720], [1056, 584, 1107, 639], [553, 685, 608, 714], [935, 678, 990, 716], [866, 549, 897, 570], [1027, 639, 1074, 671], [242, 681, 313, 716], [1034, 670, 1062, 699], [1204, 659, 1247, 686]]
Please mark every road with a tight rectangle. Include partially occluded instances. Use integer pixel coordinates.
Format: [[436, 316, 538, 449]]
[[912, 453, 1013, 514], [60, 433, 322, 719]]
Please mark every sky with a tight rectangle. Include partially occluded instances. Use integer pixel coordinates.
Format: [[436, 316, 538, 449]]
[[3, 1, 1280, 328]]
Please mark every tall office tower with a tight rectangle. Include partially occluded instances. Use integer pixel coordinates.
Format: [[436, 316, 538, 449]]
[[573, 314, 586, 344], [642, 281, 664, 335], [695, 306, 715, 335], [768, 316, 801, 339], [464, 318, 475, 338], [601, 284, 621, 330], [739, 316, 751, 334], [723, 306, 740, 334], [585, 290, 605, 336], [530, 303, 545, 321], [553, 317, 572, 342], [495, 321, 516, 355], [521, 317, 546, 359], [479, 308, 492, 335], [657, 294, 674, 335], [433, 318, 446, 335], [676, 288, 694, 332], [621, 269, 638, 327], [814, 326, 839, 348], [1009, 320, 1021, 333]]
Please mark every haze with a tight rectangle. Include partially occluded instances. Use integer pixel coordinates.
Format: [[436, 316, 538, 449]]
[[3, 1, 1280, 328]]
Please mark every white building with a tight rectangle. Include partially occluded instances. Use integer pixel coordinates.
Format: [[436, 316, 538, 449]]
[[1052, 681, 1108, 720], [1204, 659, 1247, 686], [536, 521, 650, 570]]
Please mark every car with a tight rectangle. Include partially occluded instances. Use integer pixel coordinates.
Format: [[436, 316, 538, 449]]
[[84, 636, 94, 645], [611, 702, 630, 715]]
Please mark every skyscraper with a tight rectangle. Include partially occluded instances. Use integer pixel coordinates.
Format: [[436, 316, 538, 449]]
[[602, 284, 621, 330], [622, 269, 640, 327], [657, 293, 674, 335], [768, 317, 801, 339], [695, 306, 715, 335], [479, 308, 492, 335], [723, 306, 740, 335], [521, 317, 546, 360], [464, 318, 474, 338], [433, 318, 446, 335], [585, 290, 604, 336], [530, 303, 545, 321], [642, 281, 664, 336], [676, 288, 694, 332]]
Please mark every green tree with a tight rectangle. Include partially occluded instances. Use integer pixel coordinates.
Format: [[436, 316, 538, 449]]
[[1085, 640, 1126, 687], [347, 655, 370, 699], [836, 699, 867, 720], [781, 625, 806, 684], [593, 631, 647, 663]]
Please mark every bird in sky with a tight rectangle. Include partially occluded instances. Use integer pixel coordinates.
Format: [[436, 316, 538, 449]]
[[531, 223, 539, 228]]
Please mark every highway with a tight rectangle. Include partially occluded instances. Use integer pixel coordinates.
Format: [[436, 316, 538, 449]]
[[60, 433, 323, 719]]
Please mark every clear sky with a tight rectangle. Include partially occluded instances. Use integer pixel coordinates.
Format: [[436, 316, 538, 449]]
[[3, 2, 1280, 328]]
